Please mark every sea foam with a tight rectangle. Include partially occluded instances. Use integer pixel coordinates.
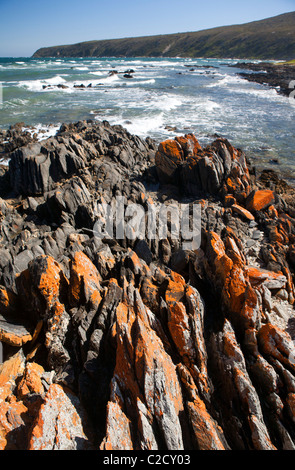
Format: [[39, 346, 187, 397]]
[[18, 75, 68, 92]]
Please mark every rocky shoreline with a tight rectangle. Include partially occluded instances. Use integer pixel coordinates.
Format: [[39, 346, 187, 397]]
[[1, 119, 295, 450], [231, 61, 295, 97]]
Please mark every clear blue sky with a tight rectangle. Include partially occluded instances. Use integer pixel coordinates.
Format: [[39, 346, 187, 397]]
[[0, 0, 294, 57]]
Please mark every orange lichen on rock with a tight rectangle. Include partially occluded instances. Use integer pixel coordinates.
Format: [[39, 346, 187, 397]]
[[108, 291, 185, 450], [268, 205, 279, 219], [226, 264, 248, 312], [239, 285, 260, 331], [100, 401, 133, 450], [155, 139, 184, 184], [0, 352, 27, 450], [0, 326, 32, 348], [17, 363, 45, 398], [0, 286, 18, 315], [0, 351, 25, 394], [175, 134, 202, 156], [133, 308, 185, 449], [246, 190, 275, 212], [232, 204, 255, 221], [156, 139, 184, 163], [140, 277, 159, 312], [169, 301, 208, 396], [0, 396, 28, 450], [225, 176, 237, 194], [258, 323, 295, 372], [69, 251, 102, 309], [206, 231, 233, 285], [205, 231, 262, 335], [224, 194, 236, 207], [28, 383, 91, 450], [167, 301, 193, 361], [177, 364, 226, 450], [165, 271, 186, 304], [245, 266, 287, 288], [125, 249, 150, 278], [36, 256, 67, 310]]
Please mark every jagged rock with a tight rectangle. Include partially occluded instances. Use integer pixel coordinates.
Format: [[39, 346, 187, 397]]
[[166, 284, 209, 400], [9, 139, 87, 196], [1, 123, 295, 451], [134, 239, 153, 265], [210, 320, 276, 450], [100, 401, 134, 450], [155, 134, 251, 200], [69, 251, 102, 309], [246, 266, 287, 290], [155, 138, 186, 185], [28, 384, 93, 450], [0, 351, 27, 450], [177, 364, 228, 450], [17, 255, 69, 320], [107, 291, 185, 450]]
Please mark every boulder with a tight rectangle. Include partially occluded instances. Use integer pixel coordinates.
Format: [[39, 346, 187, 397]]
[[155, 135, 252, 199], [246, 190, 275, 212]]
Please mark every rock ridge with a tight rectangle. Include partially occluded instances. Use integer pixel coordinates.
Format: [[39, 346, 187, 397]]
[[0, 120, 295, 450]]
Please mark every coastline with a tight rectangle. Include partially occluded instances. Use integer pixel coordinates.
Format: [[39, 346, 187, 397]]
[[1, 55, 294, 186], [1, 118, 294, 189], [1, 119, 295, 449], [230, 61, 295, 96]]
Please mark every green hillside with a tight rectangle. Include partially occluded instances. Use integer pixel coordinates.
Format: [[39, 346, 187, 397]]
[[33, 11, 295, 60]]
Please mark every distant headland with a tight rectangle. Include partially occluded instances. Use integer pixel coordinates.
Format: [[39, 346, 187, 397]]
[[32, 11, 295, 60]]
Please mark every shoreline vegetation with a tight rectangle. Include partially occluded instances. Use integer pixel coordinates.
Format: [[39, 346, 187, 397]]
[[1, 120, 295, 449]]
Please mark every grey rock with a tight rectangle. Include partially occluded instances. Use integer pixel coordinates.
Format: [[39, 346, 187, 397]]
[[134, 239, 153, 265], [14, 249, 34, 273]]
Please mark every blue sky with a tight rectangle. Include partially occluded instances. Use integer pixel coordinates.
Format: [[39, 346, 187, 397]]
[[0, 0, 294, 56]]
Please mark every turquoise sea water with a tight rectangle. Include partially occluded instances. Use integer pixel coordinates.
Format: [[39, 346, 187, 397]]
[[0, 56, 295, 182]]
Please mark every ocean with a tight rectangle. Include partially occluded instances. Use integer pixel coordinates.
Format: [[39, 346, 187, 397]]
[[0, 56, 295, 182]]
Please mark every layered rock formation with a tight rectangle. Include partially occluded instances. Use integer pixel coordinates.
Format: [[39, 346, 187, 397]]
[[0, 121, 295, 450]]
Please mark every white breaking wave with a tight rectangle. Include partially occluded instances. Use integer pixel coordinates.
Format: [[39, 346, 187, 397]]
[[125, 79, 156, 86], [106, 113, 165, 137], [89, 70, 106, 76], [18, 75, 69, 92], [205, 74, 245, 88], [1, 56, 295, 181], [22, 123, 61, 141], [230, 85, 287, 101], [192, 98, 221, 112]]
